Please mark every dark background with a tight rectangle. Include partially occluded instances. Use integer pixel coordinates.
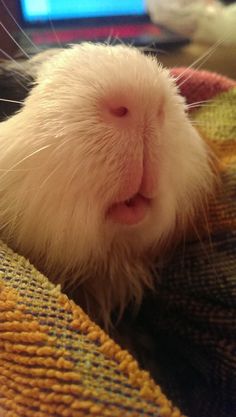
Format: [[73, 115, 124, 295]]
[[0, 0, 19, 58], [0, 1, 236, 79]]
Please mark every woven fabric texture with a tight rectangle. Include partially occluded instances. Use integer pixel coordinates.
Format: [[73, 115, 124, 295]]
[[0, 242, 182, 417], [0, 67, 235, 417], [139, 68, 236, 417]]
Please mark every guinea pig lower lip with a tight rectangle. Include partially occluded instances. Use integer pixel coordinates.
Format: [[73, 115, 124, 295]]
[[106, 194, 151, 226]]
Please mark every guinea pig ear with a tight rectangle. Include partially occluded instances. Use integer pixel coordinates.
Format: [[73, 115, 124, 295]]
[[0, 60, 34, 121]]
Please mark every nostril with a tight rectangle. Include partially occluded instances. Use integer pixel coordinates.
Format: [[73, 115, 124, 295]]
[[110, 106, 128, 117]]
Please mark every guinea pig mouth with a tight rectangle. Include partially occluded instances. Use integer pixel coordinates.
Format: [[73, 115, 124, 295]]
[[106, 193, 151, 225]]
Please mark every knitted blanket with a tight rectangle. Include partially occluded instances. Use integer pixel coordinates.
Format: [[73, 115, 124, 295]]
[[0, 65, 235, 417], [139, 67, 236, 417], [0, 242, 181, 417]]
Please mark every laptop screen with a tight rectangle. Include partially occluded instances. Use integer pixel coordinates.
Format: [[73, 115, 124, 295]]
[[20, 0, 146, 23]]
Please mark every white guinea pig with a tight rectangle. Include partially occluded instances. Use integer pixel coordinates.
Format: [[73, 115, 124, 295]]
[[0, 43, 215, 326]]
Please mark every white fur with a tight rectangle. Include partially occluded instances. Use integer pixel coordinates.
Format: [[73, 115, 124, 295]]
[[0, 43, 214, 325]]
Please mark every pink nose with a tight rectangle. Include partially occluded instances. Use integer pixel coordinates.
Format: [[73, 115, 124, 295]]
[[109, 106, 128, 117]]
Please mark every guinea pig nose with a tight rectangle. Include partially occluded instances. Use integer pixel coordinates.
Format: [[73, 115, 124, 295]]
[[109, 106, 128, 117]]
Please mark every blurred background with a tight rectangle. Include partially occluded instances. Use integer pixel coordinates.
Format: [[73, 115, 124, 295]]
[[0, 0, 236, 78]]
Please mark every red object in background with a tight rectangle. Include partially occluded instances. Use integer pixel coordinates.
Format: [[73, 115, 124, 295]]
[[32, 23, 161, 45]]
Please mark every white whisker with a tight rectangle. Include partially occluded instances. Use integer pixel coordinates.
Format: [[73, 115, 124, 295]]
[[0, 21, 30, 59], [48, 19, 62, 47], [0, 145, 52, 180], [0, 168, 32, 172], [6, 68, 32, 85], [0, 0, 40, 52], [0, 48, 31, 79], [175, 38, 227, 87], [0, 49, 30, 90], [187, 100, 213, 109], [0, 47, 23, 67], [0, 97, 23, 105], [39, 164, 61, 189], [0, 218, 14, 234], [50, 133, 77, 155], [188, 105, 213, 110], [105, 35, 113, 46]]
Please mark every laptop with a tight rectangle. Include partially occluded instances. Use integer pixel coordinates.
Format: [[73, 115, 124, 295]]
[[16, 0, 189, 54]]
